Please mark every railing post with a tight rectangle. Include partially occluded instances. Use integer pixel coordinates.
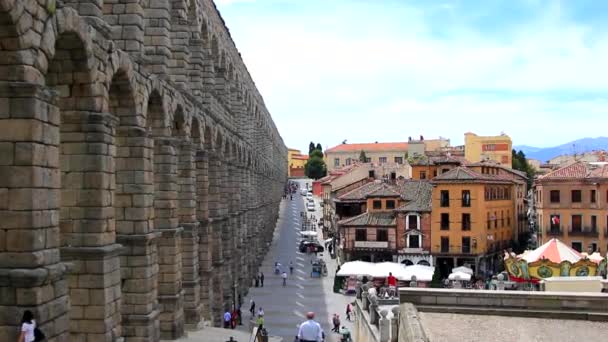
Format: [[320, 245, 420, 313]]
[[390, 306, 400, 342], [379, 309, 390, 342]]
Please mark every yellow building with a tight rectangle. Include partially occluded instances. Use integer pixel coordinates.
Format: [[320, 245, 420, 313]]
[[431, 167, 516, 277], [464, 132, 512, 168], [324, 142, 409, 172], [287, 148, 308, 177], [534, 162, 608, 254]]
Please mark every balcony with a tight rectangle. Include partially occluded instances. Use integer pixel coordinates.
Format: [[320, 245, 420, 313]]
[[568, 226, 599, 237], [436, 246, 476, 255], [546, 226, 563, 236]]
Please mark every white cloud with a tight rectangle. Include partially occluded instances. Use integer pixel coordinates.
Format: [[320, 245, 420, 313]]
[[218, 1, 608, 151]]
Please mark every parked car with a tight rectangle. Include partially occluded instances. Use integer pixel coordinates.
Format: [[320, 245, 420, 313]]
[[306, 202, 315, 211], [299, 240, 325, 253], [300, 189, 308, 196]]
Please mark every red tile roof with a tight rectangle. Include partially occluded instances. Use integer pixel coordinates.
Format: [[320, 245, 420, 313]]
[[292, 155, 309, 160], [539, 162, 608, 180], [325, 142, 408, 153], [432, 167, 513, 184]]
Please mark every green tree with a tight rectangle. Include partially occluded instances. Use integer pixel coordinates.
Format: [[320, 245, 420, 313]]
[[359, 150, 367, 162], [430, 266, 443, 288], [309, 142, 316, 155], [512, 149, 535, 189], [305, 156, 327, 179], [315, 143, 323, 151], [310, 149, 323, 159]]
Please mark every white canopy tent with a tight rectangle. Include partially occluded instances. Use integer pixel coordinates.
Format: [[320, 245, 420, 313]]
[[336, 261, 435, 282], [451, 266, 474, 275], [400, 265, 435, 282], [300, 231, 318, 238], [448, 271, 472, 281]]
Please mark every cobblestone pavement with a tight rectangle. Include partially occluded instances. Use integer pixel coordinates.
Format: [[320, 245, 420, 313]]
[[235, 180, 355, 342], [419, 312, 606, 342]]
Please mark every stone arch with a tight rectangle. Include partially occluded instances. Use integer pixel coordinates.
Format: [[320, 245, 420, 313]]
[[200, 18, 210, 50], [146, 88, 170, 137], [45, 16, 122, 340], [191, 116, 203, 148], [172, 105, 187, 138], [143, 0, 172, 75]]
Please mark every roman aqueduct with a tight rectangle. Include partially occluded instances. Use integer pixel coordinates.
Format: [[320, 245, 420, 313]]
[[0, 0, 288, 340]]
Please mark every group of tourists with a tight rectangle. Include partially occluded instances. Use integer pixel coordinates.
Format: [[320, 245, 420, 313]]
[[254, 271, 265, 287], [223, 305, 243, 329]]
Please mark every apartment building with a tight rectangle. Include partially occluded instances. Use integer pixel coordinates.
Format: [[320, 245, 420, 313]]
[[534, 162, 608, 254], [324, 142, 409, 172], [431, 167, 516, 277], [464, 132, 512, 167]]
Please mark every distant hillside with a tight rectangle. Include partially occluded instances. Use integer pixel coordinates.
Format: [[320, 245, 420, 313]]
[[514, 137, 608, 163]]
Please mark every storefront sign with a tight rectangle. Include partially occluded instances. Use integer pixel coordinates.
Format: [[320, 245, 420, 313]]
[[354, 241, 388, 248]]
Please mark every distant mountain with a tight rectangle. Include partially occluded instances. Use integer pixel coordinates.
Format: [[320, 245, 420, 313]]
[[514, 137, 608, 163]]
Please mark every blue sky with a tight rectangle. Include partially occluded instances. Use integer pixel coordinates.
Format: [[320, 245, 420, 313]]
[[215, 0, 608, 152]]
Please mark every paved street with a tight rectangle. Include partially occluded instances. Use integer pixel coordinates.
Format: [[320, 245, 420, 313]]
[[236, 179, 355, 341]]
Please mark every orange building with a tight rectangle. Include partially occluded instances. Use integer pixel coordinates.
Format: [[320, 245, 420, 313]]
[[534, 162, 608, 254], [431, 167, 516, 277], [287, 148, 308, 177], [464, 132, 512, 167]]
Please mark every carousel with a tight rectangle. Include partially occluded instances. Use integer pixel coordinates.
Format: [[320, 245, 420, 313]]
[[504, 238, 607, 283]]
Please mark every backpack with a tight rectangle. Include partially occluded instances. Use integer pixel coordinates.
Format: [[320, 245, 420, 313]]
[[34, 327, 45, 341]]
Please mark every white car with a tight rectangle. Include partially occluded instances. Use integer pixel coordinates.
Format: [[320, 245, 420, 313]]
[[306, 193, 313, 200], [306, 202, 315, 211], [300, 189, 307, 196]]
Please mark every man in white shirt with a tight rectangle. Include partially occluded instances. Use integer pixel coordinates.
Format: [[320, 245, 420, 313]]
[[297, 312, 323, 342], [282, 271, 288, 286]]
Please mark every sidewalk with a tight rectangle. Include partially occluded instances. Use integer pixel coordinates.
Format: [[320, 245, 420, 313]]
[[176, 326, 282, 342]]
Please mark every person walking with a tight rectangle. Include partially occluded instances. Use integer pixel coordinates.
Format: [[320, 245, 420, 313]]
[[256, 314, 265, 328], [345, 303, 352, 321], [332, 314, 341, 332], [237, 305, 243, 325], [255, 274, 259, 287], [297, 312, 324, 342], [282, 271, 288, 286], [258, 307, 264, 317], [223, 310, 231, 329], [18, 310, 38, 342], [289, 261, 294, 275], [249, 300, 256, 317], [260, 272, 265, 287]]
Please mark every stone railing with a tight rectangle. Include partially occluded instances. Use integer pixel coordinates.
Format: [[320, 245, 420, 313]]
[[399, 287, 608, 321], [353, 281, 401, 342]]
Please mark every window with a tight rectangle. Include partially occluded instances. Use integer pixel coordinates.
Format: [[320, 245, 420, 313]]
[[461, 190, 471, 207], [379, 157, 387, 164], [571, 242, 582, 253], [487, 212, 491, 229], [407, 215, 418, 230], [394, 157, 403, 164], [591, 243, 598, 253], [365, 157, 371, 163], [462, 213, 471, 231], [355, 229, 367, 241], [386, 200, 395, 209], [440, 213, 450, 230], [462, 237, 471, 254], [369, 170, 375, 178], [377, 229, 388, 242], [408, 235, 420, 248], [571, 214, 582, 231], [550, 214, 560, 231], [334, 158, 340, 167], [373, 200, 382, 209], [390, 172, 396, 180], [494, 212, 497, 228], [550, 190, 560, 203], [419, 171, 427, 180], [440, 190, 450, 207], [433, 170, 437, 177], [345, 158, 351, 166], [440, 237, 449, 253], [591, 190, 596, 203], [442, 168, 450, 174], [591, 215, 597, 230], [571, 190, 581, 203]]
